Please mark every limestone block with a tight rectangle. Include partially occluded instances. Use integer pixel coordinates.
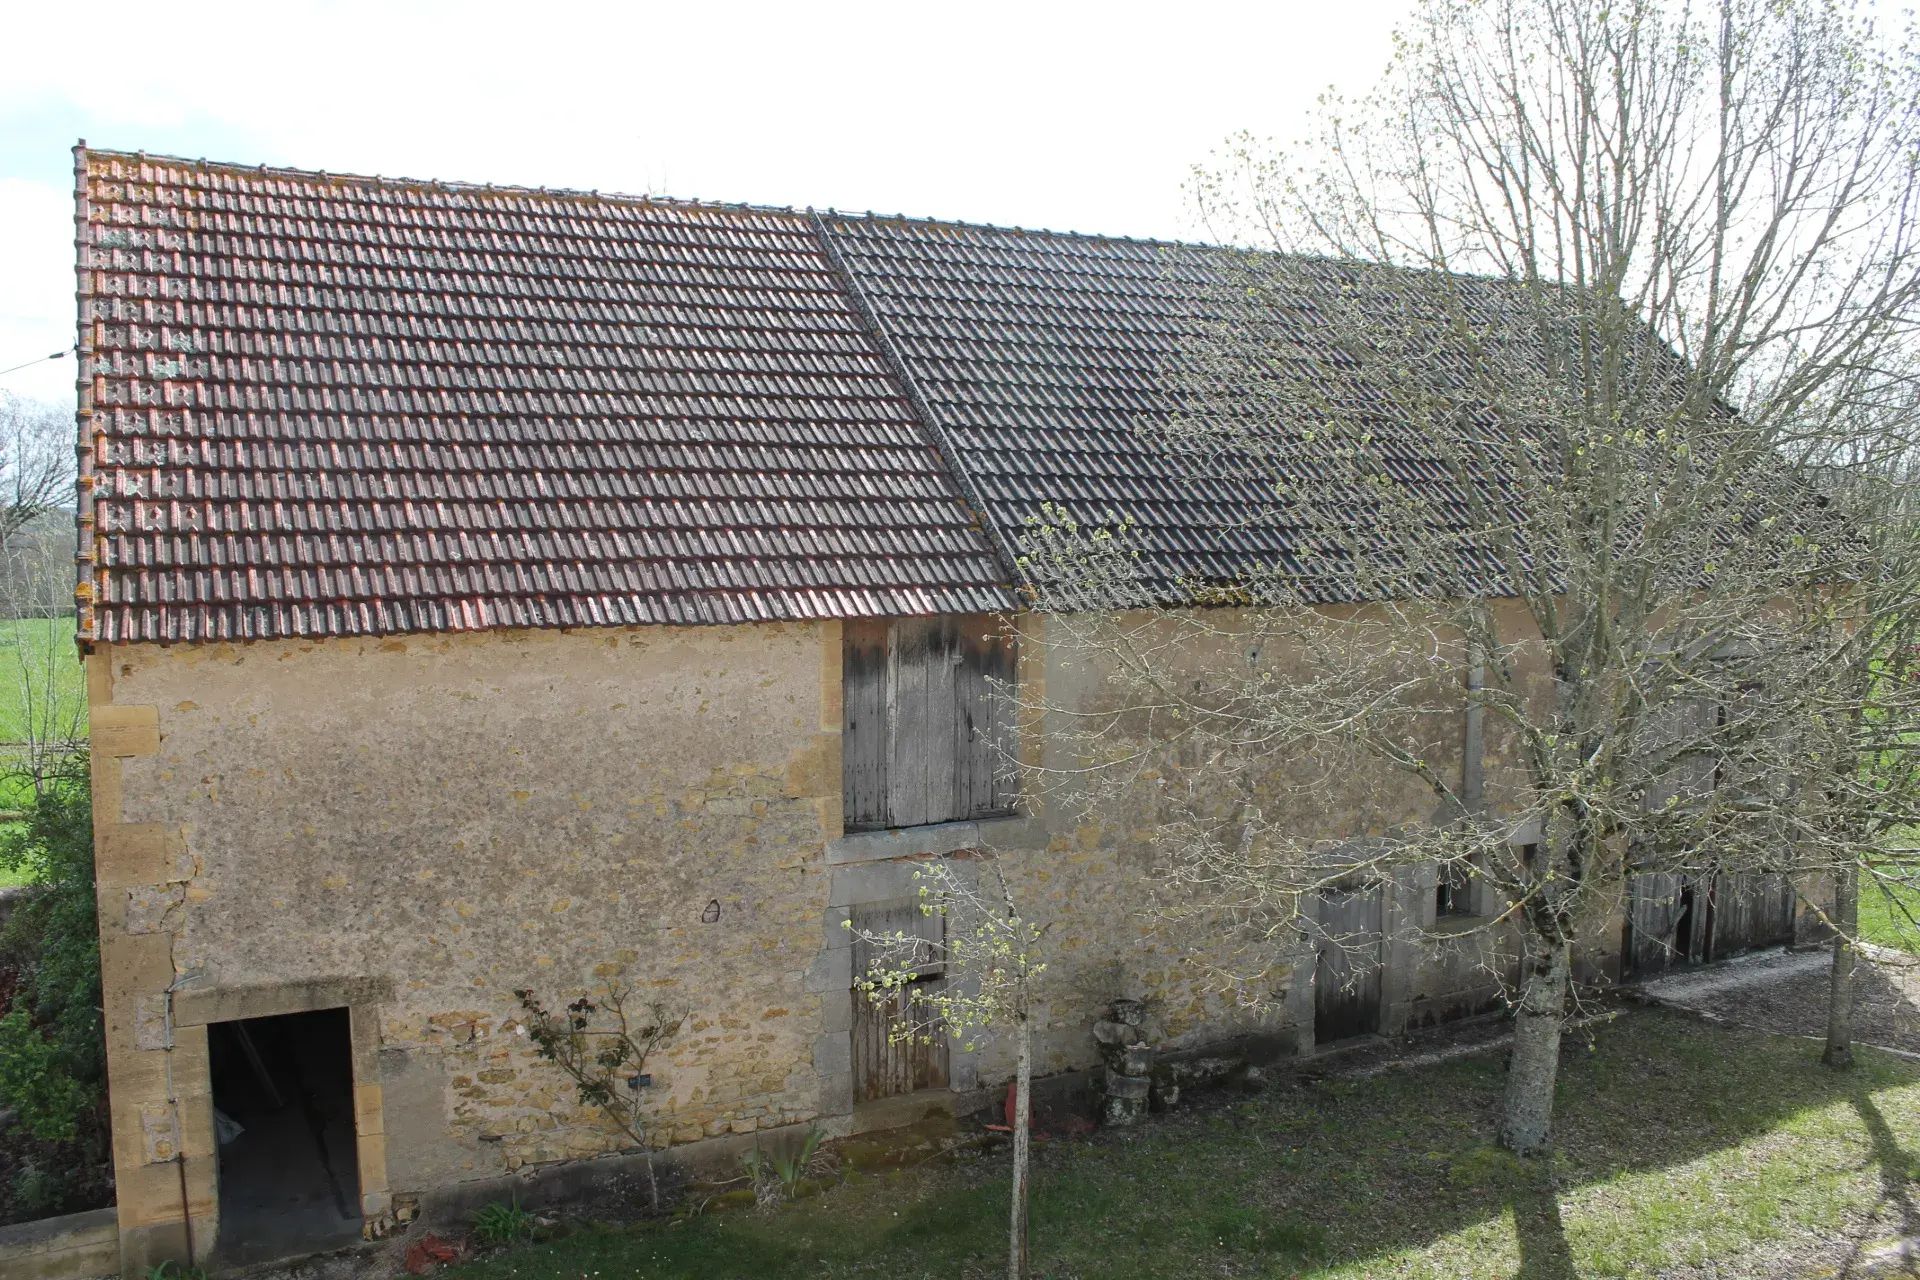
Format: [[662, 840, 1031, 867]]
[[97, 823, 191, 889], [356, 1132, 390, 1193], [92, 704, 160, 757], [133, 994, 170, 1051], [355, 1083, 385, 1135], [99, 931, 173, 1013], [803, 943, 851, 994]]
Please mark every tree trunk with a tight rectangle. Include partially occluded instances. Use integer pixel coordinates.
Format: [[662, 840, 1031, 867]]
[[1823, 864, 1858, 1070], [1008, 1013, 1032, 1280], [1498, 937, 1570, 1155]]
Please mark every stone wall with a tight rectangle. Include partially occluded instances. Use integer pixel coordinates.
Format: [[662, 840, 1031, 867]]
[[91, 622, 844, 1268], [88, 601, 1621, 1271]]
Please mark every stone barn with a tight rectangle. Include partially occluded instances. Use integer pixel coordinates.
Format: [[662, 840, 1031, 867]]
[[69, 146, 1811, 1272]]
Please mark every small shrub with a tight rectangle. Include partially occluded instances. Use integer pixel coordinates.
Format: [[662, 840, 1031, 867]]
[[772, 1129, 825, 1200], [0, 760, 110, 1224], [471, 1197, 537, 1247], [142, 1263, 209, 1280], [0, 1008, 96, 1142], [514, 985, 685, 1212], [740, 1129, 826, 1209], [0, 761, 103, 1143], [10, 1159, 59, 1214]]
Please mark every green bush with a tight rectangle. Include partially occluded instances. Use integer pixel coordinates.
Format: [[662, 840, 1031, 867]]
[[0, 759, 104, 1144], [472, 1197, 538, 1246]]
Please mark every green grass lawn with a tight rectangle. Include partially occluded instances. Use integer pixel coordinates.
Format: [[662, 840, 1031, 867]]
[[1861, 876, 1920, 955], [444, 1009, 1918, 1280], [0, 614, 85, 747], [0, 614, 83, 886]]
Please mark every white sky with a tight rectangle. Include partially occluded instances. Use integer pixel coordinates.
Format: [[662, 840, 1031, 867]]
[[0, 0, 1411, 407]]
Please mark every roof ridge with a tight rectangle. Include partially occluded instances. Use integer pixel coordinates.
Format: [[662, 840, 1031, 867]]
[[77, 143, 806, 222], [79, 143, 1231, 253], [814, 206, 1222, 253]]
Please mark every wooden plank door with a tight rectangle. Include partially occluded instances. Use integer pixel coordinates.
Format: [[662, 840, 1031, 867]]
[[1708, 873, 1795, 959], [842, 616, 1018, 832], [849, 902, 949, 1101], [886, 618, 961, 829], [954, 616, 1017, 819], [1314, 882, 1383, 1043], [842, 619, 892, 831], [1624, 873, 1709, 976]]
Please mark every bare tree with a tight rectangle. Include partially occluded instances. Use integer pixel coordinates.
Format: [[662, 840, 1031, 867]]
[[849, 856, 1049, 1280], [1023, 0, 1920, 1154], [1801, 470, 1920, 1070], [0, 394, 75, 554], [0, 393, 80, 798]]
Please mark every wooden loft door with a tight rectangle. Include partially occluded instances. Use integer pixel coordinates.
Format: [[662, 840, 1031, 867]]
[[842, 616, 1016, 832]]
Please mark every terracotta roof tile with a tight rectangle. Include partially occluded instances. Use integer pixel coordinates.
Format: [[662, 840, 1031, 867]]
[[75, 150, 1017, 643]]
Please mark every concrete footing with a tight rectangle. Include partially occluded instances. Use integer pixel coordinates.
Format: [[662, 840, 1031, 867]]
[[0, 1207, 120, 1280]]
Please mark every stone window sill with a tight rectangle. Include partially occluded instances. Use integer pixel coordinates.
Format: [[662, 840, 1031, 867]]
[[826, 815, 1044, 866]]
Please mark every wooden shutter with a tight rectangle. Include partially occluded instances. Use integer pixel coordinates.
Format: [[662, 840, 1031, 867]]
[[955, 615, 1017, 819], [842, 619, 892, 831], [842, 616, 1016, 831]]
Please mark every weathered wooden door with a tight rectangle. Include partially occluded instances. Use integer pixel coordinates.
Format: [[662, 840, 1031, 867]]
[[1624, 873, 1708, 976], [849, 901, 949, 1101], [1314, 883, 1383, 1043], [1707, 873, 1795, 959], [842, 616, 1016, 831]]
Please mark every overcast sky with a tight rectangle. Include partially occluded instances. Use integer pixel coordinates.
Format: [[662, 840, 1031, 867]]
[[0, 0, 1410, 407]]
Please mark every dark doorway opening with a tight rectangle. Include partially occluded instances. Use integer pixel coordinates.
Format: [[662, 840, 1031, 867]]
[[1673, 885, 1700, 965], [1623, 873, 1707, 978], [209, 1007, 362, 1266]]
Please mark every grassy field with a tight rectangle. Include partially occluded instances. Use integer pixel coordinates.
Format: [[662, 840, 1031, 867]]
[[0, 615, 85, 745], [0, 614, 83, 886], [444, 1008, 1918, 1280], [1862, 876, 1920, 955]]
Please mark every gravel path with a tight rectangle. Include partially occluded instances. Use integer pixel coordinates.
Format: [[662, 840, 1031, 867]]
[[1639, 944, 1920, 1056]]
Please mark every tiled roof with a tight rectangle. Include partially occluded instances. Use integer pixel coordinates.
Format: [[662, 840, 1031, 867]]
[[77, 148, 1544, 646], [75, 149, 1017, 644], [815, 215, 1517, 600]]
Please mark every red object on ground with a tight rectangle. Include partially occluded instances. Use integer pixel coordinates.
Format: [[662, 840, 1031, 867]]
[[404, 1233, 463, 1274], [995, 1082, 1058, 1139]]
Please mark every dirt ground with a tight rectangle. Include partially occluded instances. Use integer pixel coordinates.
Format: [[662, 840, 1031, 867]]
[[1638, 944, 1920, 1057]]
